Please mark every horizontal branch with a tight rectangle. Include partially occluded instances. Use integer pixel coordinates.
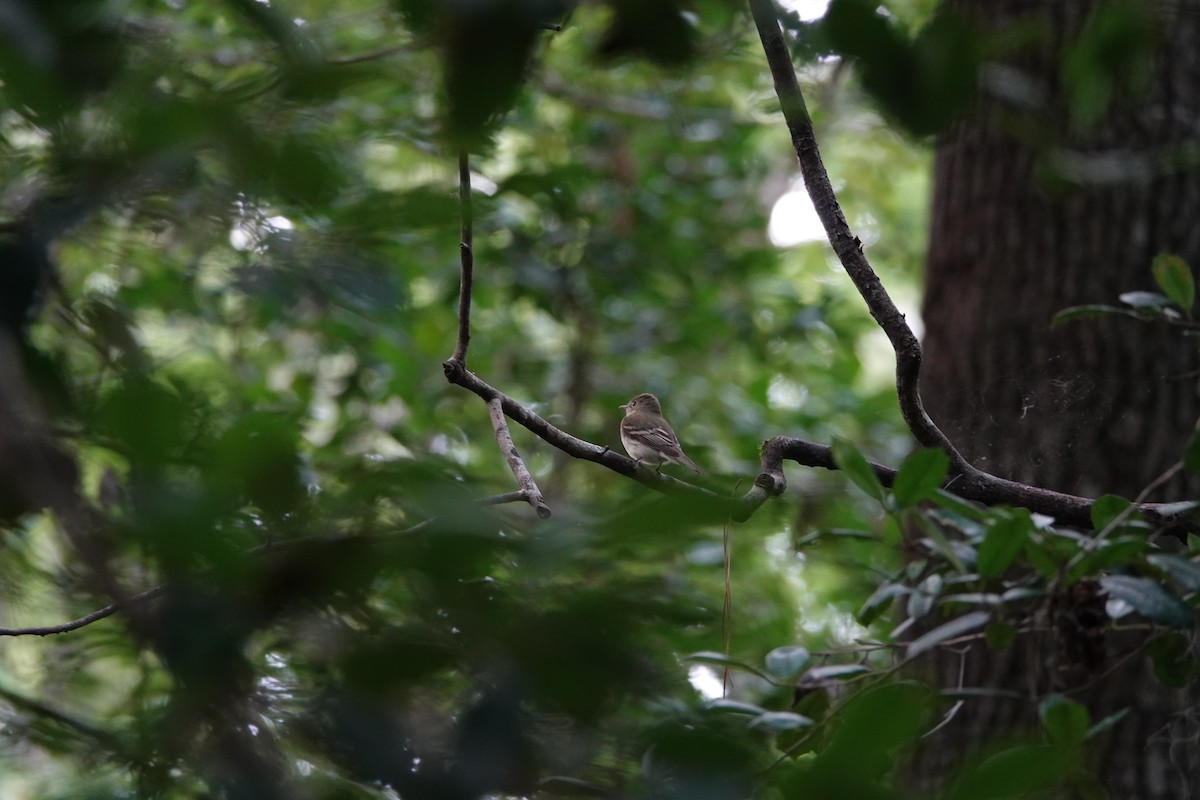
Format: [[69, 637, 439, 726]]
[[445, 361, 1200, 534], [480, 490, 538, 506], [735, 435, 1197, 532], [443, 361, 725, 503]]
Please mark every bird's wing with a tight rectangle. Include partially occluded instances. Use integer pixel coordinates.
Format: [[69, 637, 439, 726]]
[[638, 425, 682, 452]]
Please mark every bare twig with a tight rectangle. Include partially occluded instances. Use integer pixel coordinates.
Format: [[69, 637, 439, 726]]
[[0, 584, 166, 638], [487, 397, 552, 518], [449, 150, 474, 368]]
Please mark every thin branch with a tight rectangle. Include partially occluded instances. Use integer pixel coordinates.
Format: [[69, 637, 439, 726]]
[[479, 490, 536, 506], [746, 0, 973, 474], [0, 584, 166, 638], [449, 150, 474, 368], [487, 397, 552, 518], [443, 361, 726, 503]]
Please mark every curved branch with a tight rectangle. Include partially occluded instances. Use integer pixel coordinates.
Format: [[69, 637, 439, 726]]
[[747, 0, 974, 477], [487, 397, 552, 518]]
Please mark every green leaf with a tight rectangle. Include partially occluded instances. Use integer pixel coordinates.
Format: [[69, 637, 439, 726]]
[[96, 378, 187, 465], [906, 573, 943, 620], [1024, 538, 1060, 579], [1190, 534, 1200, 556], [1184, 430, 1200, 475], [907, 610, 990, 658], [950, 744, 1072, 800], [1146, 553, 1200, 593], [211, 412, 303, 517], [976, 514, 1032, 578], [748, 711, 814, 731], [1101, 575, 1194, 628], [435, 1, 549, 148], [804, 683, 932, 785], [892, 448, 950, 508], [910, 512, 969, 573], [1090, 494, 1131, 529], [1152, 253, 1194, 312], [1154, 500, 1200, 517], [1051, 303, 1126, 326], [764, 646, 811, 679], [1001, 587, 1044, 603], [984, 622, 1018, 651], [798, 664, 871, 683], [1146, 633, 1198, 688], [1086, 708, 1129, 740], [857, 581, 908, 625], [1119, 290, 1172, 310], [927, 509, 985, 541], [941, 593, 1002, 607], [1068, 537, 1149, 583], [830, 436, 885, 502], [931, 490, 986, 520], [704, 699, 767, 716], [824, 0, 976, 136], [1038, 694, 1089, 746], [793, 685, 831, 724], [597, 0, 696, 66], [685, 651, 771, 681]]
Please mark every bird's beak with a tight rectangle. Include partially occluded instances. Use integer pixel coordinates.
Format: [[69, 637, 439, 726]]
[[619, 403, 628, 410]]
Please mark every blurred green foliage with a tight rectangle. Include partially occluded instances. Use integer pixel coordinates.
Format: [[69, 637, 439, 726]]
[[0, 0, 1193, 798]]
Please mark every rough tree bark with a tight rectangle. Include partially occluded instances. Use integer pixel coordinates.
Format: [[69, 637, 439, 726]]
[[917, 0, 1200, 796]]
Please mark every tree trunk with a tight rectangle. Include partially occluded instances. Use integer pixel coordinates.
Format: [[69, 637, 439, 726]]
[[917, 0, 1200, 795]]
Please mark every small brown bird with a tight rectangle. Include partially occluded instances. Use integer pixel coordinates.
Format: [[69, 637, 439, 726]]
[[619, 392, 702, 474]]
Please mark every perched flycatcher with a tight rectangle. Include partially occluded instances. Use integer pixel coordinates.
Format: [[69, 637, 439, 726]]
[[619, 392, 702, 474]]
